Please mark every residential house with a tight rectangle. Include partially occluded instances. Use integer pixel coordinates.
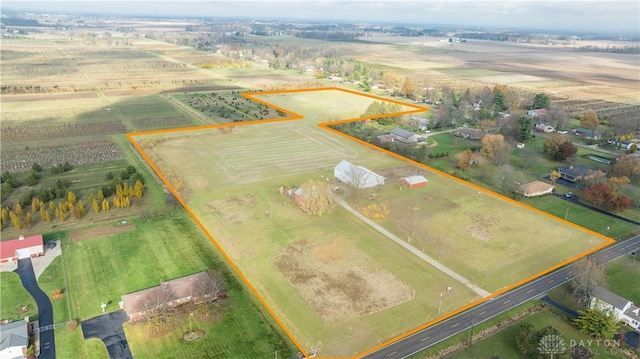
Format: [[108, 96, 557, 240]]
[[0, 320, 29, 359], [121, 272, 218, 321], [452, 127, 484, 140], [590, 287, 640, 331], [409, 116, 430, 131], [572, 127, 600, 140], [334, 160, 384, 189], [558, 165, 605, 183], [0, 234, 44, 265], [518, 181, 554, 197], [401, 175, 428, 189], [528, 109, 548, 117], [535, 122, 555, 133], [374, 135, 394, 145], [390, 128, 420, 144]]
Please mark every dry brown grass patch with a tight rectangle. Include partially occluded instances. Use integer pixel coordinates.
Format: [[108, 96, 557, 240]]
[[69, 222, 136, 241], [461, 214, 498, 242], [205, 194, 258, 226], [275, 237, 414, 323]]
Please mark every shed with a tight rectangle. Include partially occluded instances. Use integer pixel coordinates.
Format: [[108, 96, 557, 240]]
[[294, 187, 305, 206], [401, 175, 428, 189], [334, 160, 384, 189], [0, 234, 44, 264], [518, 181, 554, 197]]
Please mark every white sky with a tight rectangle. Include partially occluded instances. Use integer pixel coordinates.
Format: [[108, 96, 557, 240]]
[[3, 1, 640, 34]]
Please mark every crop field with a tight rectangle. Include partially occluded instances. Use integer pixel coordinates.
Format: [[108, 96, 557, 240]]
[[173, 90, 285, 123], [353, 35, 640, 105], [130, 87, 611, 358]]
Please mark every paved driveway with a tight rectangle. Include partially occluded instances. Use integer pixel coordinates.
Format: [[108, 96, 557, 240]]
[[81, 310, 132, 359], [16, 258, 55, 359]]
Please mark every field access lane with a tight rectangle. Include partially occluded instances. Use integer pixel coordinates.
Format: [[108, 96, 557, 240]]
[[335, 197, 491, 298]]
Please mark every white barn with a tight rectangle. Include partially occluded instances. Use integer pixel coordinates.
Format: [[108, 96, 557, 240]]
[[334, 160, 384, 189]]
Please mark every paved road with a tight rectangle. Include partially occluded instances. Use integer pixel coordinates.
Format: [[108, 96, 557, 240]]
[[360, 235, 640, 359], [335, 198, 490, 297], [81, 310, 132, 359], [15, 258, 55, 359]]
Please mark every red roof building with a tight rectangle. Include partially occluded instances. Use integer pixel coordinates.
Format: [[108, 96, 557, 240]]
[[0, 234, 44, 264], [401, 175, 428, 189]]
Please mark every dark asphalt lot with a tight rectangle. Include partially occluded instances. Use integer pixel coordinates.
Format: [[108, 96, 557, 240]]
[[16, 258, 56, 359], [81, 310, 132, 359]]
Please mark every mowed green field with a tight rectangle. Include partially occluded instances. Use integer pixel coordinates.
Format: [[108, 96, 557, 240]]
[[131, 88, 610, 358], [61, 213, 294, 358]]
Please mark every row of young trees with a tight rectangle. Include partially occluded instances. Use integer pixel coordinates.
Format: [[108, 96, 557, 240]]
[[0, 179, 145, 230]]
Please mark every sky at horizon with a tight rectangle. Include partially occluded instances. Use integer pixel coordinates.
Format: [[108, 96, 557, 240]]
[[3, 1, 640, 34]]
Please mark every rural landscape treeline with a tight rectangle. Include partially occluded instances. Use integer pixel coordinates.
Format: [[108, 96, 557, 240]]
[[1, 7, 639, 359]]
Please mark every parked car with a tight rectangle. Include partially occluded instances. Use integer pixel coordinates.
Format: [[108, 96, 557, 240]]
[[565, 192, 573, 198]]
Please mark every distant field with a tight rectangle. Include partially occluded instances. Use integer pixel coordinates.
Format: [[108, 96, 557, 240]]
[[130, 87, 610, 358]]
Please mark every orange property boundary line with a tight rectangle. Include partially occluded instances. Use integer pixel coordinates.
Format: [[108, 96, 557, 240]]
[[126, 87, 615, 359]]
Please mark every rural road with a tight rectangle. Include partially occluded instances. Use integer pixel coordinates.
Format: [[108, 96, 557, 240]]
[[335, 197, 490, 297], [360, 234, 640, 358]]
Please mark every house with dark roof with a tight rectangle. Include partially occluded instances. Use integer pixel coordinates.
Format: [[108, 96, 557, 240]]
[[0, 320, 29, 359], [572, 127, 600, 140], [518, 181, 555, 198], [121, 272, 218, 321], [558, 165, 605, 183], [590, 287, 640, 330], [0, 234, 44, 264], [452, 127, 484, 140], [390, 128, 420, 144]]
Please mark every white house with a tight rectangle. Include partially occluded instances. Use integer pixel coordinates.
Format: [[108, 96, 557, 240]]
[[334, 160, 384, 189], [518, 181, 555, 198], [590, 287, 640, 331], [0, 320, 29, 359], [528, 109, 548, 117]]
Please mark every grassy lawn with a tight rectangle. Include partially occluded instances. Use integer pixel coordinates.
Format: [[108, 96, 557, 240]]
[[38, 256, 71, 323], [0, 272, 38, 322], [124, 295, 293, 359], [522, 196, 638, 238], [53, 327, 109, 359], [131, 88, 610, 357], [61, 211, 295, 358], [604, 254, 640, 303], [407, 301, 541, 358], [444, 311, 627, 359]]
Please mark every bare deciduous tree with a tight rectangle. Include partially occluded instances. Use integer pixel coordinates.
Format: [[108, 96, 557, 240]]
[[570, 257, 604, 303], [140, 284, 178, 333], [299, 180, 335, 216]]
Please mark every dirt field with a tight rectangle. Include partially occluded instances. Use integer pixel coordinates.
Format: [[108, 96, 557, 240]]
[[69, 222, 136, 241], [354, 35, 639, 104], [275, 237, 414, 323]]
